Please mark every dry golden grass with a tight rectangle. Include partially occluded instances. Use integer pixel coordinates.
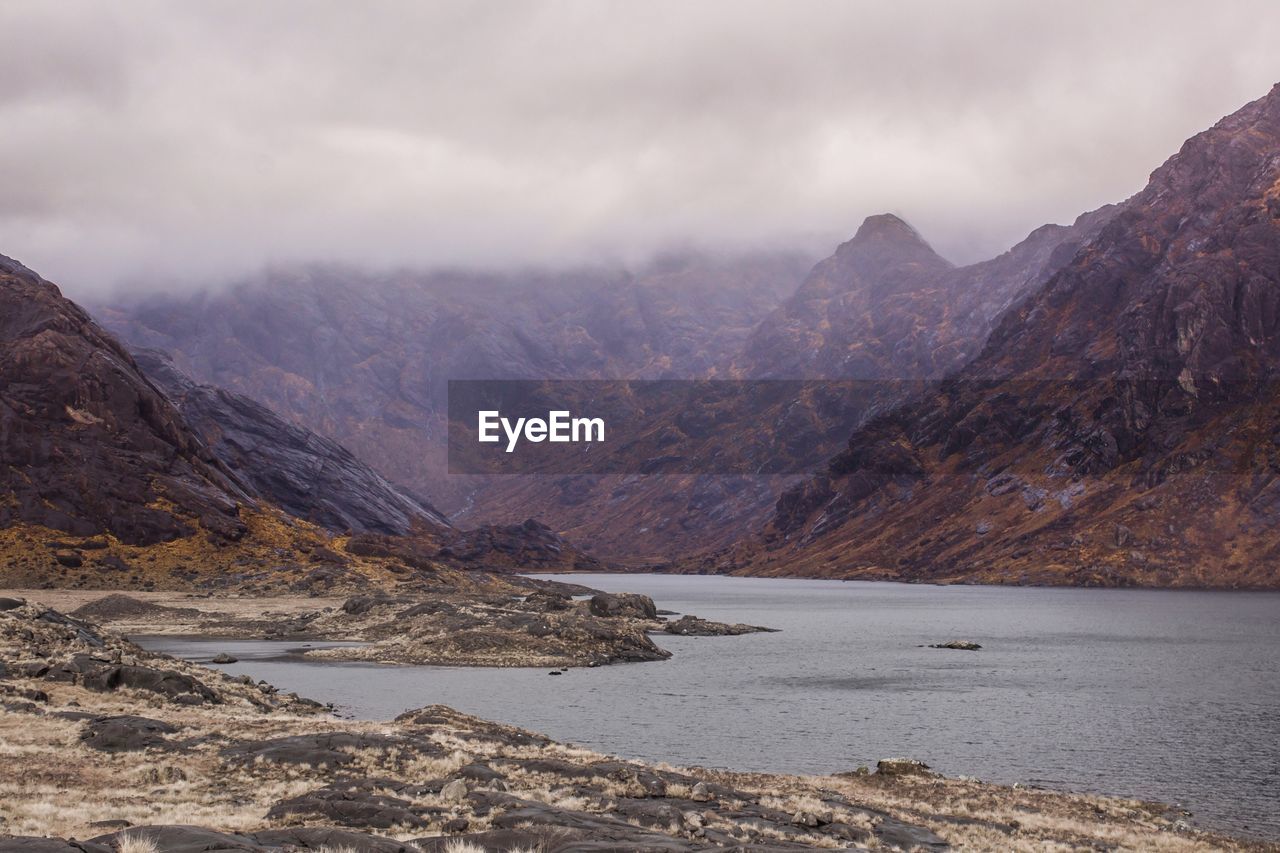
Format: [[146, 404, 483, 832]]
[[115, 835, 160, 853]]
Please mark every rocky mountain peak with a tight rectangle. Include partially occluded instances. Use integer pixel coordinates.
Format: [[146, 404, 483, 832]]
[[834, 213, 951, 275], [851, 212, 927, 244]]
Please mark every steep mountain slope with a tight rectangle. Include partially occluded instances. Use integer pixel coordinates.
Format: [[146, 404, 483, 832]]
[[132, 349, 448, 537], [723, 83, 1280, 588], [0, 253, 353, 589], [0, 254, 252, 547]]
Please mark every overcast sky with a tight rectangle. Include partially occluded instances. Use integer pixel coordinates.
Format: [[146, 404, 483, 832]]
[[3, 1, 1279, 296]]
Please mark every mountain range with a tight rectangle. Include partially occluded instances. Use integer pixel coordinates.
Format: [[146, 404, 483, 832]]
[[7, 83, 1280, 588], [96, 204, 1114, 561]]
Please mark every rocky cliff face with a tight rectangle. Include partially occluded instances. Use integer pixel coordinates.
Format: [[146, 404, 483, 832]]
[[728, 83, 1280, 588], [0, 255, 251, 546], [132, 349, 449, 537]]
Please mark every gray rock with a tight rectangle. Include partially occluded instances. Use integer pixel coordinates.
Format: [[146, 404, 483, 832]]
[[875, 757, 936, 777], [663, 614, 778, 636], [440, 778, 469, 802], [588, 592, 658, 619]]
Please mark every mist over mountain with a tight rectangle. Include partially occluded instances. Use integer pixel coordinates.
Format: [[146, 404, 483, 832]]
[[100, 206, 1115, 560], [97, 252, 812, 533]]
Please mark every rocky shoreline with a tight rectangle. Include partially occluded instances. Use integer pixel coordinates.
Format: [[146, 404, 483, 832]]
[[1, 596, 1270, 852], [14, 588, 776, 669]]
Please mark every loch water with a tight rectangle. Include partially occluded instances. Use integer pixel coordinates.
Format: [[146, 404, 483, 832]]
[[137, 575, 1280, 838]]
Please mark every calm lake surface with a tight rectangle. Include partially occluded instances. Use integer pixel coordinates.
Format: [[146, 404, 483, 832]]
[[136, 575, 1280, 838]]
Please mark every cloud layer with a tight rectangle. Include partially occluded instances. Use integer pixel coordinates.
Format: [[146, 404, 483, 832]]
[[3, 1, 1279, 295]]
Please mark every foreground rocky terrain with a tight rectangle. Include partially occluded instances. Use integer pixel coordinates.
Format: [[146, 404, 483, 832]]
[[1, 598, 1263, 852]]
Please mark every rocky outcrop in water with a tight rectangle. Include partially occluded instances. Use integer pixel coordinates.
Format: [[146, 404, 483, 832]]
[[663, 614, 778, 636]]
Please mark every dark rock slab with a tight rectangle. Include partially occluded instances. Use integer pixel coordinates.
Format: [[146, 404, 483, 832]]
[[252, 826, 423, 852], [80, 715, 178, 752], [588, 592, 658, 619], [44, 654, 218, 704], [873, 816, 950, 849], [222, 732, 441, 766], [0, 839, 111, 853], [267, 784, 430, 830], [87, 826, 261, 852]]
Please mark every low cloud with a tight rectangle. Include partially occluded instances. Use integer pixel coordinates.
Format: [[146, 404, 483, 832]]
[[2, 0, 1278, 295]]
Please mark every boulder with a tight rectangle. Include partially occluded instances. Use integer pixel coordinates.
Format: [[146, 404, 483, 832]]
[[80, 715, 178, 752], [875, 757, 936, 777], [440, 778, 468, 802], [53, 551, 83, 568], [588, 593, 657, 620], [663, 615, 777, 636]]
